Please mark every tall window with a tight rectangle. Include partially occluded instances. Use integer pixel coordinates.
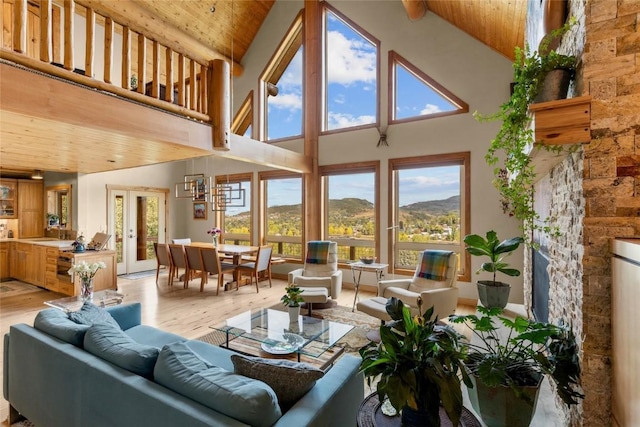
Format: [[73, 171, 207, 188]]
[[390, 153, 470, 280], [322, 4, 379, 132], [321, 162, 379, 262], [260, 12, 304, 141], [260, 172, 303, 258], [217, 174, 252, 246], [389, 51, 468, 124]]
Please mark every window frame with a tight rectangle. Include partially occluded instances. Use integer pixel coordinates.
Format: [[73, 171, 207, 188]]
[[232, 91, 253, 138], [320, 2, 381, 136], [258, 10, 304, 142], [319, 161, 380, 265], [388, 51, 469, 125], [259, 170, 304, 260], [389, 152, 471, 282], [215, 173, 253, 246]]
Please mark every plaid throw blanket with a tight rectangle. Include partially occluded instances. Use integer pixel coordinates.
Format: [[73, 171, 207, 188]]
[[306, 241, 331, 264], [416, 250, 454, 281]]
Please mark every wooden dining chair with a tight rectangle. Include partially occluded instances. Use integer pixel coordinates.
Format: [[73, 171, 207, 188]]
[[168, 244, 190, 288], [200, 247, 237, 295], [185, 246, 207, 291], [153, 242, 173, 285], [236, 245, 273, 293]]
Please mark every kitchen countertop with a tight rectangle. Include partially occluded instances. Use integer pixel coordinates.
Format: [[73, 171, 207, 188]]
[[0, 238, 76, 248]]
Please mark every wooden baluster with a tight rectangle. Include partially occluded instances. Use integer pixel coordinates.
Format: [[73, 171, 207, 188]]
[[165, 48, 174, 104], [104, 17, 113, 83], [200, 65, 208, 114], [121, 26, 131, 90], [13, 0, 27, 54], [189, 58, 196, 110], [137, 34, 146, 95], [84, 7, 94, 78], [151, 40, 159, 99], [40, 0, 52, 63], [63, 0, 74, 71], [177, 54, 185, 107], [52, 4, 61, 63]]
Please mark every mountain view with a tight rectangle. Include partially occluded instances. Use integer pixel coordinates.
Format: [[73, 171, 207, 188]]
[[225, 195, 461, 243]]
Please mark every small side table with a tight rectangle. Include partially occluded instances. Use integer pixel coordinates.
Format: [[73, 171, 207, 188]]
[[357, 393, 482, 427], [350, 261, 388, 312], [44, 290, 124, 313]]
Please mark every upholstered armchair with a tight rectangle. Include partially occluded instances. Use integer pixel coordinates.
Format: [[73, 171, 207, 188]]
[[288, 241, 342, 299], [358, 250, 458, 322]]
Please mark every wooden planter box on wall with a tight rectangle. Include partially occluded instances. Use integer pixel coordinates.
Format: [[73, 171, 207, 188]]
[[529, 95, 592, 145]]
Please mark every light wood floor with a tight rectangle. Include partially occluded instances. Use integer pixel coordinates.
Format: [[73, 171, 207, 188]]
[[0, 270, 475, 425]]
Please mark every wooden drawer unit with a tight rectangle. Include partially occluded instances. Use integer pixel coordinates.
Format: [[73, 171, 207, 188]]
[[0, 242, 10, 280], [45, 247, 59, 290]]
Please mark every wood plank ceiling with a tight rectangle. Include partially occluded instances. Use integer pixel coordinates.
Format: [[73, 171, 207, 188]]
[[0, 0, 525, 177]]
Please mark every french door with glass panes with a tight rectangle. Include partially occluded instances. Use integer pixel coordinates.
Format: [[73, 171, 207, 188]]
[[108, 188, 166, 275]]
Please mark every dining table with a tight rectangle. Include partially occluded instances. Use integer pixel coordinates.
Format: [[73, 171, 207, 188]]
[[188, 242, 259, 289]]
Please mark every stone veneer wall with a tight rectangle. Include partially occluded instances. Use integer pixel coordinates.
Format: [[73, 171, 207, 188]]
[[525, 0, 640, 426]]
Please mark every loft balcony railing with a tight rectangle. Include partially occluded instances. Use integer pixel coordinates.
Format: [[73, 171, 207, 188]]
[[0, 0, 222, 124]]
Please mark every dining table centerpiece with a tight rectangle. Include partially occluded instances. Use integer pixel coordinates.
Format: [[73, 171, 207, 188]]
[[68, 260, 106, 301], [207, 226, 222, 248]]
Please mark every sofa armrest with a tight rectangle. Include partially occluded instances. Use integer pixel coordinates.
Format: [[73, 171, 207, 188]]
[[330, 270, 342, 298], [106, 303, 142, 331], [3, 333, 9, 401], [288, 268, 304, 284], [274, 354, 363, 426], [378, 279, 412, 297]]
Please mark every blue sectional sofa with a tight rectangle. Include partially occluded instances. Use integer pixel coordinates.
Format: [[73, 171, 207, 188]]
[[3, 303, 364, 427]]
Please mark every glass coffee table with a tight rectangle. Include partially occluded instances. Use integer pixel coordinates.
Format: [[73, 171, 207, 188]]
[[211, 308, 354, 371], [44, 290, 124, 313]]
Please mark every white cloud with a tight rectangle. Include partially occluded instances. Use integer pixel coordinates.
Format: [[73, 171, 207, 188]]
[[269, 93, 302, 112], [278, 50, 303, 90], [420, 104, 443, 115], [327, 30, 376, 86], [334, 94, 346, 104], [328, 112, 375, 129]]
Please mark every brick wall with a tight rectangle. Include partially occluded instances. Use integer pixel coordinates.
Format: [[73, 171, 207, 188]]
[[525, 0, 640, 426]]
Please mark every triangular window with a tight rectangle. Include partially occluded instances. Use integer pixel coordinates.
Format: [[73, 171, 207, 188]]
[[232, 91, 253, 138], [389, 51, 468, 123]]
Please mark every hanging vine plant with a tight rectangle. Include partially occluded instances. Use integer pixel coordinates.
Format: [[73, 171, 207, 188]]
[[474, 20, 577, 242]]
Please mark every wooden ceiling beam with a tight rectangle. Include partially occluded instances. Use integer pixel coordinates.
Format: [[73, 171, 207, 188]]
[[75, 0, 244, 76], [402, 0, 428, 21]]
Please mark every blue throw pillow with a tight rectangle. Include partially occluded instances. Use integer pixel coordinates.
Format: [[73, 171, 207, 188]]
[[84, 322, 160, 379], [154, 341, 281, 427], [34, 308, 89, 347], [68, 302, 120, 329]]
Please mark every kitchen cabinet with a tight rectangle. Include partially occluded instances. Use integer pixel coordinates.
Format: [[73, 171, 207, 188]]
[[0, 179, 17, 218], [0, 242, 10, 280], [18, 180, 44, 238]]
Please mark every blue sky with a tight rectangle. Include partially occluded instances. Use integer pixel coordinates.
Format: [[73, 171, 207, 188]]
[[259, 8, 461, 210]]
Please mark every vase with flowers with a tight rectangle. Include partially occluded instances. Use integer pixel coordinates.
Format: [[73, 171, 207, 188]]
[[68, 261, 106, 301], [207, 227, 222, 248]]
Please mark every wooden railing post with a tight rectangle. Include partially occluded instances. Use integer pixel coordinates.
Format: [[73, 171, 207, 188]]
[[209, 59, 230, 151], [177, 54, 185, 107], [40, 0, 52, 63], [189, 59, 196, 110], [104, 17, 114, 83], [121, 26, 131, 90], [151, 40, 159, 98], [63, 0, 74, 71], [85, 7, 95, 78], [137, 34, 146, 95], [13, 0, 27, 54], [165, 48, 174, 104]]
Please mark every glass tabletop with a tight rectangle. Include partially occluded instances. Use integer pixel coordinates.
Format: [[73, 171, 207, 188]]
[[44, 290, 124, 313], [211, 308, 353, 360]]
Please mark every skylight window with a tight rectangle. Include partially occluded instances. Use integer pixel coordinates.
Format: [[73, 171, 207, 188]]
[[389, 51, 468, 123]]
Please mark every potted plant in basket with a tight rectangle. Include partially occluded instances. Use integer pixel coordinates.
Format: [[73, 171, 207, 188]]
[[464, 230, 524, 309], [281, 285, 304, 323], [474, 20, 577, 240], [359, 297, 471, 427], [450, 306, 583, 427]]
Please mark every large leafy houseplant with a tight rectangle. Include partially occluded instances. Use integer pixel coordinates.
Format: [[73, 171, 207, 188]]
[[464, 230, 524, 309], [474, 20, 577, 240], [450, 306, 583, 426], [359, 297, 471, 427]]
